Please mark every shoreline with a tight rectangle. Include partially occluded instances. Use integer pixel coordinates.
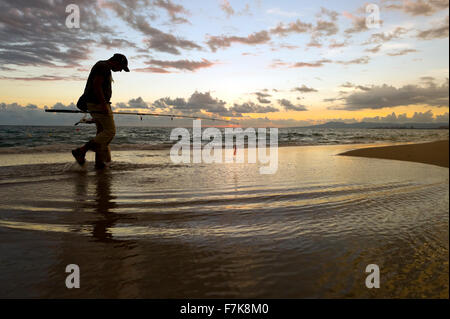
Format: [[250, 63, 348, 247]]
[[339, 140, 449, 168], [0, 139, 449, 155]]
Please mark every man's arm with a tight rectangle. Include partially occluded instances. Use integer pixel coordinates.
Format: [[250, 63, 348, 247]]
[[92, 75, 110, 113]]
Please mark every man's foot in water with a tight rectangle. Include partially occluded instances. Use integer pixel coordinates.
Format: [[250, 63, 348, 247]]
[[72, 148, 86, 166], [95, 162, 107, 170]]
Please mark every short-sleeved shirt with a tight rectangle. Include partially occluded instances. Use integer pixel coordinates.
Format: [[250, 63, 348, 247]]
[[84, 60, 112, 104]]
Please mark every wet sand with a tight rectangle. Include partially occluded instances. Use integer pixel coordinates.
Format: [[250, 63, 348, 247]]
[[0, 144, 448, 298], [339, 140, 449, 168]]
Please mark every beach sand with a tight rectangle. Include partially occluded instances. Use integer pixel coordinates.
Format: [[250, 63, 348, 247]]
[[0, 143, 448, 298], [339, 140, 449, 168]]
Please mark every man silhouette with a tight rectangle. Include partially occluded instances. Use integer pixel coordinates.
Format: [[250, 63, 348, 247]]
[[72, 53, 129, 169]]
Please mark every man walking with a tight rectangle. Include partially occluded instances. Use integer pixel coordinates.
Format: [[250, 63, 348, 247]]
[[72, 53, 129, 169]]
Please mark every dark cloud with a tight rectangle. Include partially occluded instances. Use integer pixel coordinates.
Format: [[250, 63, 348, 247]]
[[206, 30, 271, 52], [153, 92, 279, 117], [340, 82, 371, 91], [153, 0, 190, 24], [0, 102, 80, 125], [292, 85, 318, 93], [420, 76, 436, 85], [136, 58, 215, 72], [278, 99, 308, 111], [105, 1, 201, 54], [154, 91, 230, 116], [0, 74, 84, 81], [330, 79, 449, 110], [115, 97, 151, 109], [0, 0, 110, 67], [99, 37, 137, 49], [361, 110, 449, 123], [253, 91, 272, 104], [230, 102, 278, 114], [141, 25, 202, 54], [49, 102, 78, 110]]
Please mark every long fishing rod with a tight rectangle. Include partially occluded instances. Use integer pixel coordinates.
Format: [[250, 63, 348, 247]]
[[45, 109, 239, 125]]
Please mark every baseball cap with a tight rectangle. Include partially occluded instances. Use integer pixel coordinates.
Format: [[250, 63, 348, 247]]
[[111, 53, 130, 72]]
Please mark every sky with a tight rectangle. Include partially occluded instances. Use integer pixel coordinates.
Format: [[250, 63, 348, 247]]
[[0, 0, 449, 126]]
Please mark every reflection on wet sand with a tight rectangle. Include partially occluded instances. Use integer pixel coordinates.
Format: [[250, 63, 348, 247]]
[[0, 145, 448, 298]]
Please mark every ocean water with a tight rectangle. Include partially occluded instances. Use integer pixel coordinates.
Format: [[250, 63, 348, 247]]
[[0, 144, 448, 298], [0, 125, 448, 153]]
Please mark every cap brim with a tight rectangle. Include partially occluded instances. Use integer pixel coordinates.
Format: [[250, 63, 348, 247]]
[[123, 66, 130, 72]]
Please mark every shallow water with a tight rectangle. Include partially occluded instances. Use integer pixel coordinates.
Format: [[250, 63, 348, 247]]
[[0, 125, 448, 153], [0, 145, 448, 298]]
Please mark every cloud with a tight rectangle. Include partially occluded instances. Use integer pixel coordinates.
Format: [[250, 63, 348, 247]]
[[0, 0, 111, 67], [141, 27, 202, 54], [136, 58, 215, 72], [0, 74, 84, 81], [206, 30, 271, 52], [230, 102, 278, 114], [416, 15, 449, 39], [153, 0, 190, 24], [270, 19, 312, 36], [273, 56, 370, 69], [340, 82, 371, 91], [330, 79, 449, 110], [115, 97, 151, 109], [317, 7, 339, 21], [329, 40, 347, 48], [286, 56, 370, 68], [292, 85, 318, 93], [336, 56, 370, 65], [0, 102, 80, 125], [344, 14, 369, 34], [314, 19, 339, 37], [253, 91, 272, 104], [384, 0, 449, 16], [291, 59, 332, 68], [386, 48, 418, 56], [49, 102, 78, 110], [99, 37, 137, 49], [278, 99, 308, 111], [154, 91, 230, 116], [105, 2, 201, 54], [365, 44, 382, 53], [220, 0, 235, 17], [364, 27, 409, 44], [361, 110, 448, 123]]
